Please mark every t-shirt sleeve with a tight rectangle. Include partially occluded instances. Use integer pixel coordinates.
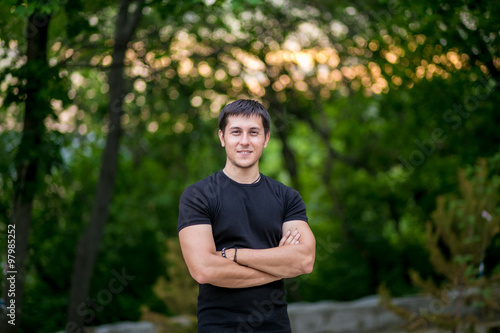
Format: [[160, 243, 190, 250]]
[[283, 188, 308, 223], [177, 185, 212, 232]]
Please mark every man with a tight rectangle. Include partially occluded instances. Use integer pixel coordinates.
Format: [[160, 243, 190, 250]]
[[178, 99, 315, 332]]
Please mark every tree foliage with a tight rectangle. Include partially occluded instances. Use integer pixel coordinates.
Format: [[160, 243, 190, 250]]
[[153, 238, 198, 316], [380, 154, 500, 331]]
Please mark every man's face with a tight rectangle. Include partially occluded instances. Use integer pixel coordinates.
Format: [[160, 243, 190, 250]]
[[218, 114, 270, 170]]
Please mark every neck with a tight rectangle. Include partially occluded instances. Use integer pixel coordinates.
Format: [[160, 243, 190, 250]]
[[223, 164, 260, 184]]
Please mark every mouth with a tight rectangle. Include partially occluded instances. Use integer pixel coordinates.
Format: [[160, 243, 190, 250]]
[[237, 150, 253, 155]]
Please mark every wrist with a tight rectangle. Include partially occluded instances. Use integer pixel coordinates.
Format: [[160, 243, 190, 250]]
[[221, 248, 247, 267], [221, 248, 236, 261], [234, 248, 248, 267]]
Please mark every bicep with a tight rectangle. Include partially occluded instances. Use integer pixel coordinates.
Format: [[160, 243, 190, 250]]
[[179, 224, 216, 273], [282, 220, 315, 248]]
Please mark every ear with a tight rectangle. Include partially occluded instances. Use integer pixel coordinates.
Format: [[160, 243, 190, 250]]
[[263, 131, 270, 148], [218, 129, 225, 147]]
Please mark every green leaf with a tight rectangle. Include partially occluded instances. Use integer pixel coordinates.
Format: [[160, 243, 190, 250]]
[[13, 6, 26, 17]]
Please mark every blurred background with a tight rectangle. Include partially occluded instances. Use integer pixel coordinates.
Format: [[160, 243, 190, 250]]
[[1, 0, 499, 332]]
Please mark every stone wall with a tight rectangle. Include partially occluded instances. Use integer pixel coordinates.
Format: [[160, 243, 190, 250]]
[[288, 294, 500, 333], [288, 295, 420, 333]]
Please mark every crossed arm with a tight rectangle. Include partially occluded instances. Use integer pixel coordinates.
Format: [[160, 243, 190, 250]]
[[178, 220, 315, 289]]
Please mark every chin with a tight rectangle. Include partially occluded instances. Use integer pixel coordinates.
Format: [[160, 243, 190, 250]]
[[231, 160, 257, 169]]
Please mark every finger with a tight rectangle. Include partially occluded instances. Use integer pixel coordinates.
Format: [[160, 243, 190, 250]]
[[293, 233, 301, 244], [286, 230, 297, 244], [279, 230, 291, 246], [289, 233, 300, 245]]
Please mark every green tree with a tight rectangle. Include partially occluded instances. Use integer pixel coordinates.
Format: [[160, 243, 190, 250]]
[[380, 155, 500, 331], [153, 238, 197, 316], [0, 1, 69, 331], [66, 0, 145, 330]]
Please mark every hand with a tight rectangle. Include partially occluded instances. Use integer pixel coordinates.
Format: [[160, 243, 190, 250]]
[[217, 248, 236, 261], [279, 229, 301, 247]]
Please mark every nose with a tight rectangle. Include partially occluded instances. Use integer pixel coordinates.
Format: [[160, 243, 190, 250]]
[[240, 132, 250, 144]]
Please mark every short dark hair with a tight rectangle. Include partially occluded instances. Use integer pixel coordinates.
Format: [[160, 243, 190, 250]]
[[218, 99, 271, 135]]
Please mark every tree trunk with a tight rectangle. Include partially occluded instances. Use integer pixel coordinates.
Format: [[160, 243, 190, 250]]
[[1, 12, 51, 333], [65, 0, 143, 330]]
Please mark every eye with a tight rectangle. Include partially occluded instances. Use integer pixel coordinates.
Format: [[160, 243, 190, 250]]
[[250, 131, 259, 135]]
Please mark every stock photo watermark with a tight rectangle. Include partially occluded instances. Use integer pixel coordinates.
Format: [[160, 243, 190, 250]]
[[3, 224, 17, 326], [407, 279, 465, 332], [64, 268, 135, 333], [235, 234, 339, 333], [386, 76, 498, 191]]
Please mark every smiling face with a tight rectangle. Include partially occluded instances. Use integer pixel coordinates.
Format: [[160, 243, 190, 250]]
[[219, 114, 270, 172]]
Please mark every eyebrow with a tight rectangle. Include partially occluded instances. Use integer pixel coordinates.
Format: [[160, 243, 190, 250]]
[[228, 126, 262, 131]]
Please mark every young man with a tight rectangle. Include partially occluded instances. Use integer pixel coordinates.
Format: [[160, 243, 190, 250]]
[[178, 99, 315, 332]]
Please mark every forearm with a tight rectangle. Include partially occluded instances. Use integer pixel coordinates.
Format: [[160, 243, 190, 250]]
[[180, 225, 282, 288], [230, 245, 315, 278], [191, 252, 281, 288]]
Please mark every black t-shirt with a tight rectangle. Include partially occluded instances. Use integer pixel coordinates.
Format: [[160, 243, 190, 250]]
[[178, 171, 308, 333]]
